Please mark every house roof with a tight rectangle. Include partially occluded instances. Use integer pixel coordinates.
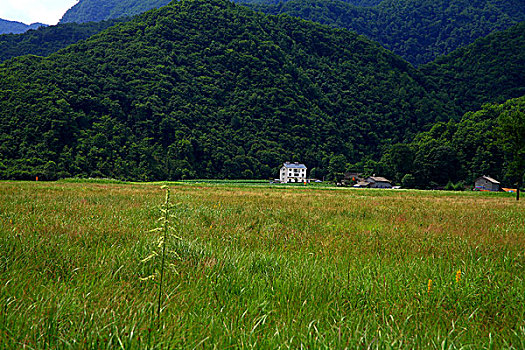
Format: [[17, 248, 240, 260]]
[[345, 172, 362, 177], [282, 162, 307, 169], [366, 176, 391, 183], [355, 181, 371, 187], [476, 175, 500, 184]]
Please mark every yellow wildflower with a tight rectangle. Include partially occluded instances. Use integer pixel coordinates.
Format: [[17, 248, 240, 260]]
[[456, 269, 461, 283]]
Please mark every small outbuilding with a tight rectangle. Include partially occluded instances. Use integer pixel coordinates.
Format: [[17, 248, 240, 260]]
[[365, 176, 393, 189], [353, 181, 372, 188], [474, 175, 500, 191]]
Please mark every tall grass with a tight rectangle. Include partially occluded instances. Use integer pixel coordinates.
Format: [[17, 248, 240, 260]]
[[0, 182, 523, 348], [140, 186, 181, 322]]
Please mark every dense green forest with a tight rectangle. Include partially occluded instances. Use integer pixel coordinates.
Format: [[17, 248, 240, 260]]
[[2, 0, 522, 67], [0, 0, 523, 187], [58, 0, 381, 25], [0, 19, 125, 63], [420, 21, 525, 113], [373, 96, 524, 189], [249, 0, 524, 65], [60, 0, 171, 23], [0, 19, 46, 35], [0, 0, 450, 181], [240, 0, 383, 6]]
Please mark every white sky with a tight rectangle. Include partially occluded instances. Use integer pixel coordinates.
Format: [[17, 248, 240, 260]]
[[0, 0, 78, 25]]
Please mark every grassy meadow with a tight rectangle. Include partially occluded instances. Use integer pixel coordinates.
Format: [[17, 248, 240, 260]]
[[0, 181, 524, 349]]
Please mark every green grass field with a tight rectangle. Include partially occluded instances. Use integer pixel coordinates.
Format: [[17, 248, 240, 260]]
[[0, 181, 524, 349]]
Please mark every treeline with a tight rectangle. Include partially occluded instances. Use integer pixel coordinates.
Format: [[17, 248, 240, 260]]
[[249, 0, 524, 65], [364, 96, 524, 189], [0, 0, 448, 181], [0, 19, 125, 63]]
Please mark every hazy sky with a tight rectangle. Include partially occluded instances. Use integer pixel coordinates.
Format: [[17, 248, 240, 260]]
[[0, 0, 78, 25]]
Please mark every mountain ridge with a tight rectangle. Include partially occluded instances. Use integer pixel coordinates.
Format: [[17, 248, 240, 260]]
[[60, 0, 171, 23], [0, 0, 447, 181], [0, 18, 47, 35], [421, 21, 525, 113], [249, 0, 524, 65], [0, 19, 125, 63]]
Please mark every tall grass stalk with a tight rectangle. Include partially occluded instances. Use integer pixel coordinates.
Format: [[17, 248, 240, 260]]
[[157, 186, 170, 319], [141, 185, 180, 322]]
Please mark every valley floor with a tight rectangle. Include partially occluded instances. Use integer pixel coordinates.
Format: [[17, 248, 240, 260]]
[[0, 181, 524, 348]]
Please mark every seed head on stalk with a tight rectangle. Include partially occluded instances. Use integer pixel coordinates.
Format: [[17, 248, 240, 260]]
[[140, 185, 181, 321]]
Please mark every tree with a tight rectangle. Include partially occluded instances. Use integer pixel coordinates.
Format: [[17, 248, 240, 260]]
[[496, 102, 525, 200], [328, 154, 347, 182], [413, 139, 461, 188], [401, 173, 416, 188], [380, 143, 415, 183]]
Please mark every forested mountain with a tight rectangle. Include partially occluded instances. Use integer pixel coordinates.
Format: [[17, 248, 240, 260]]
[[249, 0, 525, 65], [361, 25, 525, 188], [60, 0, 171, 23], [0, 19, 125, 63], [0, 5, 521, 115], [241, 0, 383, 6], [3, 0, 521, 66], [0, 0, 449, 181], [0, 19, 46, 35], [421, 21, 525, 113]]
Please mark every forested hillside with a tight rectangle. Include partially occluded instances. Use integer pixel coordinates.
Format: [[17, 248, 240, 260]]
[[60, 0, 171, 23], [0, 0, 449, 181], [2, 0, 521, 67], [241, 0, 383, 6], [421, 21, 525, 113], [376, 96, 524, 189], [250, 0, 524, 65], [0, 19, 46, 35], [0, 20, 124, 63]]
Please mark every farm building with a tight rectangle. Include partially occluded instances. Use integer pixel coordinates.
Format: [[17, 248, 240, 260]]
[[352, 176, 393, 188], [365, 176, 393, 188], [280, 162, 307, 183], [353, 181, 371, 188], [474, 175, 500, 191]]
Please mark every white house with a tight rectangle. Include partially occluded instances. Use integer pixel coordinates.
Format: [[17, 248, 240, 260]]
[[280, 162, 307, 183]]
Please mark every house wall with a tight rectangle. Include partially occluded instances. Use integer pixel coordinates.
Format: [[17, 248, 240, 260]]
[[280, 167, 287, 183], [280, 167, 306, 183], [370, 181, 392, 189], [475, 179, 499, 191]]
